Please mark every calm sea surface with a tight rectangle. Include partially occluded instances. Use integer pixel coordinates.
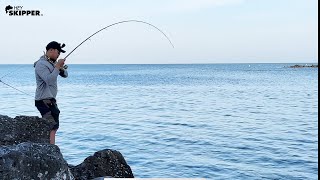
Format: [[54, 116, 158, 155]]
[[0, 64, 318, 179]]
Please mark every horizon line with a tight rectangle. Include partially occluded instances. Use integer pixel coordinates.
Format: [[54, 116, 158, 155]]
[[0, 62, 318, 65]]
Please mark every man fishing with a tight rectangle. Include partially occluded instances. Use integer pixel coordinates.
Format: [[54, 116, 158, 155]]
[[34, 41, 68, 144], [0, 22, 173, 144]]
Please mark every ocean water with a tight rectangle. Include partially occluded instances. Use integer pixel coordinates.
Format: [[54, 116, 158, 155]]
[[0, 63, 318, 179]]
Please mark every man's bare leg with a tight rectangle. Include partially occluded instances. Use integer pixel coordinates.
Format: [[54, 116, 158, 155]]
[[50, 130, 57, 144]]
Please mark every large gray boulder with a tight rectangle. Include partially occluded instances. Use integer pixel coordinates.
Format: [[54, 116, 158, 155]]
[[0, 142, 74, 180], [0, 115, 134, 179]]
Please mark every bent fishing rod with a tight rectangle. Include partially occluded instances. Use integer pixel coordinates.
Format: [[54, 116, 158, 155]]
[[64, 19, 174, 59], [0, 20, 174, 96]]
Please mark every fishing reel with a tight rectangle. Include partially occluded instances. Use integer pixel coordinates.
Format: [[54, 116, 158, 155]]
[[62, 65, 68, 70]]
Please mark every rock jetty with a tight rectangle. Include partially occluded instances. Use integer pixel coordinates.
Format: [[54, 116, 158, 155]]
[[0, 115, 134, 180]]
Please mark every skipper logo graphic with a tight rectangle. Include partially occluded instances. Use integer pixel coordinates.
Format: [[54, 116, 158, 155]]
[[5, 5, 43, 16]]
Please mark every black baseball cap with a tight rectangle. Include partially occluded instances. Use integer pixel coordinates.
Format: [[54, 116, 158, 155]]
[[46, 41, 66, 53]]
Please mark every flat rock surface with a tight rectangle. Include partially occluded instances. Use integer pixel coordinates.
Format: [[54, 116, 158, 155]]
[[0, 115, 54, 146]]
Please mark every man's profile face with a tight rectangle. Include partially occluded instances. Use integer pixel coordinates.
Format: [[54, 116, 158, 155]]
[[48, 49, 60, 61]]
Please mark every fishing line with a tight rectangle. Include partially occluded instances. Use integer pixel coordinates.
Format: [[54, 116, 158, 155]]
[[0, 65, 26, 79], [0, 65, 34, 97], [0, 79, 33, 97], [0, 19, 174, 96]]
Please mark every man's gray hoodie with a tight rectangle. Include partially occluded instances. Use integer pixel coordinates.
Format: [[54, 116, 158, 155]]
[[34, 55, 68, 100]]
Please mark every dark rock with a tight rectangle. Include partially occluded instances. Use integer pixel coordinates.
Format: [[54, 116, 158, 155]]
[[0, 115, 134, 179], [0, 142, 74, 180], [70, 149, 134, 179], [0, 115, 55, 146]]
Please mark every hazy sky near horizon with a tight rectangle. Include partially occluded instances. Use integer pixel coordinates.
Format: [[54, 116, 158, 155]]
[[0, 0, 318, 64]]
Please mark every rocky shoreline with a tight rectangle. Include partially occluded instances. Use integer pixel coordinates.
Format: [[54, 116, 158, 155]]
[[0, 115, 134, 180]]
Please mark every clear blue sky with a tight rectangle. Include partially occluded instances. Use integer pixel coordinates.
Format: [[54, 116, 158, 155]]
[[0, 0, 318, 64]]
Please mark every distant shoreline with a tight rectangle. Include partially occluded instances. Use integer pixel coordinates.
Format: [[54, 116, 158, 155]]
[[289, 64, 318, 68]]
